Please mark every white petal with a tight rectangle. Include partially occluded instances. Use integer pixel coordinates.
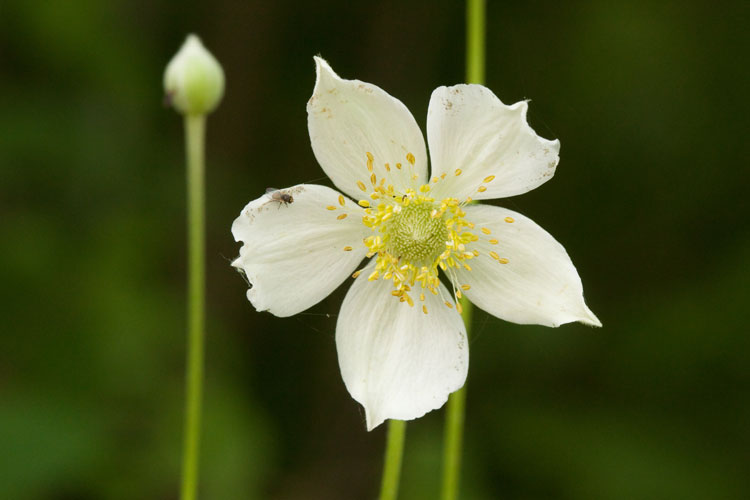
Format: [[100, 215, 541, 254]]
[[336, 262, 468, 431], [307, 57, 428, 200], [231, 184, 370, 317], [455, 204, 601, 327], [427, 84, 560, 201]]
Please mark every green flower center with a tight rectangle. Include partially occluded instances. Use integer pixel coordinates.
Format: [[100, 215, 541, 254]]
[[385, 202, 449, 266]]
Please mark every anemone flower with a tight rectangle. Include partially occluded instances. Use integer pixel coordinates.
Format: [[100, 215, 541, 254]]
[[232, 57, 600, 430]]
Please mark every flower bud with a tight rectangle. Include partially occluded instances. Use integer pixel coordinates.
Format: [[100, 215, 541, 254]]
[[163, 34, 224, 115]]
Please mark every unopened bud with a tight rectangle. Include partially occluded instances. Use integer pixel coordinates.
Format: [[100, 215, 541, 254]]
[[163, 34, 224, 115]]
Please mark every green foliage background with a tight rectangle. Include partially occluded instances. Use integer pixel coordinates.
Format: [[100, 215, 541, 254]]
[[1, 1, 748, 498]]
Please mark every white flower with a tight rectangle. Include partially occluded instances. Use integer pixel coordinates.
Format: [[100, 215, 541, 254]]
[[232, 57, 600, 431]]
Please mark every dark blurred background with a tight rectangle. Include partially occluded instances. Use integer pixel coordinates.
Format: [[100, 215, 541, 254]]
[[1, 1, 749, 499]]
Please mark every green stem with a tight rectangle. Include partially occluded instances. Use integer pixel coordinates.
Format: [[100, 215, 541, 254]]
[[441, 2, 485, 499], [441, 297, 474, 500], [466, 0, 486, 85], [181, 114, 206, 500], [379, 419, 407, 500]]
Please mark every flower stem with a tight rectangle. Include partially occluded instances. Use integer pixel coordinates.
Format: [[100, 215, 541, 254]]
[[441, 2, 485, 499], [441, 296, 474, 500], [181, 114, 206, 500], [379, 419, 407, 500]]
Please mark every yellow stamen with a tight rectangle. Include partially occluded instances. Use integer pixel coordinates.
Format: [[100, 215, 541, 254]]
[[444, 301, 453, 309], [358, 200, 370, 208], [337, 213, 348, 220], [368, 270, 379, 281], [489, 238, 498, 244], [406, 152, 416, 165], [422, 305, 428, 314], [366, 151, 374, 171], [477, 186, 487, 192], [480, 227, 491, 235], [504, 217, 515, 223], [454, 168, 462, 176], [352, 270, 361, 278], [338, 195, 345, 206], [461, 284, 471, 290], [370, 173, 377, 185], [456, 302, 463, 314], [483, 175, 495, 183], [343, 246, 353, 251], [498, 257, 509, 264], [385, 162, 391, 171], [357, 181, 367, 192], [326, 205, 336, 210]]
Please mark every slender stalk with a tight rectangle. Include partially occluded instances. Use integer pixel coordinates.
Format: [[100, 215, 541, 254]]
[[441, 296, 473, 500], [441, 2, 485, 499], [181, 114, 206, 500], [379, 419, 407, 500]]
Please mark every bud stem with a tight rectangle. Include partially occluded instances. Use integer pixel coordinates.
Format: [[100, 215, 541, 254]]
[[181, 114, 206, 500]]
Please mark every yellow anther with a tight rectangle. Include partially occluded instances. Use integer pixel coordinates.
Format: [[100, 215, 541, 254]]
[[498, 257, 509, 264], [368, 270, 380, 281], [406, 152, 416, 165], [391, 290, 401, 296], [338, 194, 346, 206], [456, 302, 463, 314], [454, 168, 462, 176], [405, 294, 414, 307], [422, 305, 428, 314], [472, 250, 479, 257], [343, 246, 353, 251], [385, 163, 391, 171], [396, 162, 402, 169], [419, 184, 431, 193], [440, 173, 447, 179], [326, 205, 336, 210], [477, 186, 487, 192], [461, 284, 471, 290], [337, 213, 348, 220], [366, 152, 374, 171], [466, 196, 473, 203], [483, 175, 495, 183], [504, 217, 515, 223], [419, 292, 425, 301], [352, 270, 361, 278], [411, 174, 419, 180], [358, 200, 370, 208], [480, 227, 491, 235], [463, 263, 472, 271], [444, 301, 453, 309], [489, 238, 498, 245], [357, 181, 367, 192], [489, 251, 500, 260], [370, 173, 377, 185]]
